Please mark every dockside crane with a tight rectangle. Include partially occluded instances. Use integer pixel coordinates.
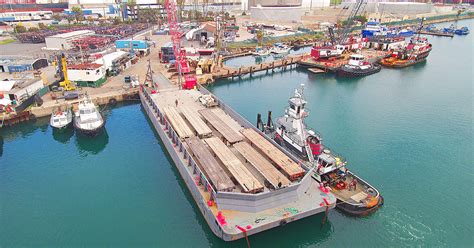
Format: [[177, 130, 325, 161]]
[[164, 0, 196, 90]]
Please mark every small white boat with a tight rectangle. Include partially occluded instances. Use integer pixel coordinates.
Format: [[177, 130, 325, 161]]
[[50, 107, 73, 130], [270, 43, 291, 54], [73, 95, 105, 136], [252, 46, 271, 57]]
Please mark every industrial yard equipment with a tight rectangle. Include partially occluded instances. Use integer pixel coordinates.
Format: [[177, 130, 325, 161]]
[[58, 54, 76, 91], [164, 0, 196, 90]]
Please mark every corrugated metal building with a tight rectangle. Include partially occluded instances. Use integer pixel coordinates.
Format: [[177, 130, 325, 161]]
[[0, 57, 48, 73], [45, 30, 95, 50]]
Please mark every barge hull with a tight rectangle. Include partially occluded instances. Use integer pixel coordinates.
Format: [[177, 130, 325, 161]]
[[140, 88, 336, 241]]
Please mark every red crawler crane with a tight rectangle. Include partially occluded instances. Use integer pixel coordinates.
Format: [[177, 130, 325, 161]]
[[164, 0, 196, 90]]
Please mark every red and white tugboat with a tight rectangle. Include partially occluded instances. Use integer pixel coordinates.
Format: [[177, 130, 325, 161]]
[[337, 54, 381, 77], [380, 37, 432, 68], [258, 85, 384, 216]]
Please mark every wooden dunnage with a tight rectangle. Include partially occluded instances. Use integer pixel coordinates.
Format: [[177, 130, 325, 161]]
[[180, 106, 212, 138], [204, 137, 264, 193], [163, 106, 194, 139], [198, 109, 243, 144], [240, 128, 305, 181], [233, 142, 291, 189], [185, 137, 235, 192]]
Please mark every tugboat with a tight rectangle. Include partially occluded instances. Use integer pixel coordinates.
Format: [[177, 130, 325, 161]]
[[50, 105, 73, 130], [73, 95, 105, 136], [252, 46, 271, 57], [380, 37, 432, 68], [258, 85, 383, 216], [337, 54, 381, 77]]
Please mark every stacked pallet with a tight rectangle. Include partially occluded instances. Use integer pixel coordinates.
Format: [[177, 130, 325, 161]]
[[234, 142, 291, 189], [204, 137, 263, 193], [199, 109, 242, 144], [241, 128, 305, 181], [180, 106, 212, 138], [186, 137, 235, 192], [163, 106, 194, 139]]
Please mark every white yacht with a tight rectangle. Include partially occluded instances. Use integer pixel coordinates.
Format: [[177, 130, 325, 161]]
[[73, 96, 105, 136]]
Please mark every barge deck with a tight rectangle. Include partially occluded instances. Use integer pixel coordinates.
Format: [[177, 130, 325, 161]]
[[139, 79, 337, 241]]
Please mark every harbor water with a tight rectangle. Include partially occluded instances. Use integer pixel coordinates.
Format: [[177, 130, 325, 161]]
[[1, 20, 472, 247]]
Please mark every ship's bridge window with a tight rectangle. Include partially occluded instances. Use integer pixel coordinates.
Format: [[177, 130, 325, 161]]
[[290, 104, 295, 110]]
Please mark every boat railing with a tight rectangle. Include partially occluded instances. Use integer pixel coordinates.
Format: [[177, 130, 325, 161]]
[[142, 88, 218, 200]]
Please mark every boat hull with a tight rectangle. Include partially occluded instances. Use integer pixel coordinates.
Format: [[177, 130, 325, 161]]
[[336, 195, 384, 216], [337, 64, 381, 77], [51, 121, 72, 131], [381, 49, 431, 68], [73, 116, 105, 137]]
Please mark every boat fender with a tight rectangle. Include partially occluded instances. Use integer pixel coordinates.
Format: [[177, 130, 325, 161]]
[[279, 220, 287, 226], [109, 98, 117, 106]]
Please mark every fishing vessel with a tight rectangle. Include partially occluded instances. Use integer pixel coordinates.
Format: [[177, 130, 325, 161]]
[[50, 106, 72, 130], [270, 43, 291, 55], [73, 95, 105, 136], [337, 54, 381, 77], [258, 86, 383, 216], [380, 37, 432, 68], [139, 82, 337, 241], [252, 46, 271, 57]]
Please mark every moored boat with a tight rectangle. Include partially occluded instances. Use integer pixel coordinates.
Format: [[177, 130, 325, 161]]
[[258, 86, 384, 216], [50, 106, 72, 130], [380, 37, 432, 68], [337, 54, 381, 77], [270, 43, 291, 55], [73, 95, 105, 136], [252, 46, 271, 57], [454, 27, 469, 35]]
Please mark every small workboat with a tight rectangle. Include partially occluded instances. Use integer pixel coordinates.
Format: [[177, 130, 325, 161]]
[[252, 46, 271, 57], [337, 54, 381, 77], [73, 95, 105, 136], [258, 86, 383, 216], [270, 43, 291, 55], [380, 37, 432, 68], [454, 27, 469, 35], [50, 106, 72, 130]]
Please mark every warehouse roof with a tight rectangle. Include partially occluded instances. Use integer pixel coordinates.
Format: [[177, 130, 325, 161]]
[[48, 30, 94, 39], [68, 63, 102, 70]]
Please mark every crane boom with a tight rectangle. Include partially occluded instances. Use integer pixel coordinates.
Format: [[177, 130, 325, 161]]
[[337, 0, 365, 45]]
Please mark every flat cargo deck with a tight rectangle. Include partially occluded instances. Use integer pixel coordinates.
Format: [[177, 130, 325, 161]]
[[199, 109, 243, 144], [180, 105, 213, 137], [241, 128, 305, 181], [185, 136, 235, 192], [204, 137, 264, 193], [233, 142, 291, 189], [163, 106, 194, 139], [140, 85, 337, 241]]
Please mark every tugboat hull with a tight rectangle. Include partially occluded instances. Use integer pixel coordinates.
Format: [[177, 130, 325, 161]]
[[336, 196, 384, 216], [337, 64, 381, 77]]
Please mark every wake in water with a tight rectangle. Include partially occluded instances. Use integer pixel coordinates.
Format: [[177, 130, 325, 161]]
[[378, 206, 439, 245]]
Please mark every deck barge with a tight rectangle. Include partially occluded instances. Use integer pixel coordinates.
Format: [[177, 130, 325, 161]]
[[139, 78, 336, 241]]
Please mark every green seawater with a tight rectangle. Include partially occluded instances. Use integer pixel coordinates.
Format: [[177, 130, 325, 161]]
[[1, 20, 473, 247]]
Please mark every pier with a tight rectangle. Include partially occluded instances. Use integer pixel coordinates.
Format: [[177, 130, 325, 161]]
[[417, 31, 454, 37], [214, 54, 307, 80]]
